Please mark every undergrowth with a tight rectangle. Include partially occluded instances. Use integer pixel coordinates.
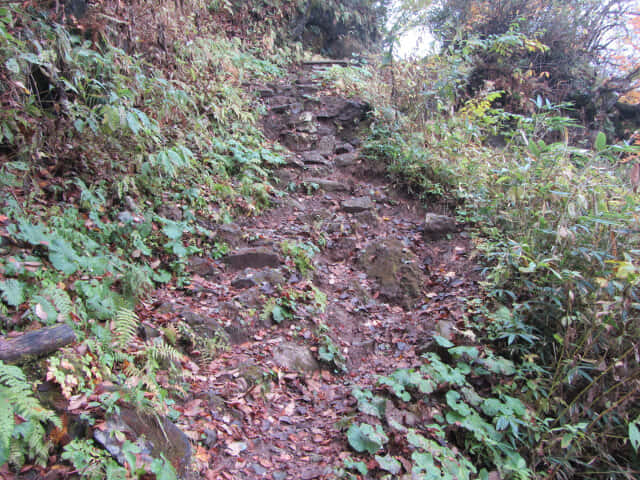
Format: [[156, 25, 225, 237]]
[[326, 34, 640, 479], [0, 0, 296, 475]]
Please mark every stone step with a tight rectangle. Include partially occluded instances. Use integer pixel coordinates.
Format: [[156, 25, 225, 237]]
[[302, 178, 349, 192]]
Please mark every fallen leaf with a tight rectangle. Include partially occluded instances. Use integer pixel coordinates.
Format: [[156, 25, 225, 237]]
[[225, 441, 247, 456]]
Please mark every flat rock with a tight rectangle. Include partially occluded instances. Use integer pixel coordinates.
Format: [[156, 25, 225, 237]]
[[423, 213, 457, 240], [94, 406, 192, 478], [334, 152, 358, 167], [272, 341, 319, 372], [302, 151, 331, 166], [303, 178, 349, 192], [342, 196, 374, 213], [223, 247, 282, 270]]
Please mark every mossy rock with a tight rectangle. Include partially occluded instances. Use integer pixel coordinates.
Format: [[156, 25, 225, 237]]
[[358, 239, 425, 309]]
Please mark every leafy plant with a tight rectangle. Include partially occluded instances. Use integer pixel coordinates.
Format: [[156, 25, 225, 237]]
[[0, 361, 61, 468], [281, 240, 319, 277]]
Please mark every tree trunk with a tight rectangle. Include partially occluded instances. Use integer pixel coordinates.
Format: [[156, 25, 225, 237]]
[[0, 325, 76, 363]]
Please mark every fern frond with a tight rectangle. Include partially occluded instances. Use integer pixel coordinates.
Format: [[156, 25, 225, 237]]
[[145, 340, 183, 364], [114, 308, 139, 349], [43, 286, 73, 322], [0, 361, 59, 468]]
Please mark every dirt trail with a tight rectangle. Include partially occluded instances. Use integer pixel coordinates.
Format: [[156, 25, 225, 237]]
[[150, 65, 481, 479]]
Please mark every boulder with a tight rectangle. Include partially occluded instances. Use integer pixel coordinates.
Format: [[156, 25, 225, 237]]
[[358, 239, 425, 309], [422, 213, 457, 240], [272, 341, 319, 372], [342, 196, 374, 213], [223, 247, 283, 270]]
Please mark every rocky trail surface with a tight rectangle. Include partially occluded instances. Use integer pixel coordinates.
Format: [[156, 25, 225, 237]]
[[135, 65, 481, 479]]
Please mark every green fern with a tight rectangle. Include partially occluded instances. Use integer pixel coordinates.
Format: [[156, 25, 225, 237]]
[[114, 308, 139, 349], [0, 361, 60, 468], [145, 340, 183, 365]]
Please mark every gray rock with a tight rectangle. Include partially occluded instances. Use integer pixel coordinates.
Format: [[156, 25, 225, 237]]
[[272, 341, 319, 372], [342, 196, 374, 213], [302, 178, 349, 192], [358, 239, 425, 309], [284, 197, 305, 210], [316, 135, 336, 156], [281, 132, 317, 152], [223, 247, 283, 270], [188, 256, 218, 278], [423, 213, 457, 240], [297, 111, 314, 124], [216, 223, 242, 247], [203, 428, 218, 449], [302, 151, 331, 166], [157, 204, 183, 221], [354, 210, 379, 226], [93, 406, 192, 478], [435, 320, 456, 340], [334, 152, 358, 167], [181, 311, 231, 342], [335, 142, 354, 154], [231, 268, 285, 289]]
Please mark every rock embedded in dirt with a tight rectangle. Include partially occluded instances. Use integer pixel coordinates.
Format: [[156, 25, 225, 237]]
[[188, 256, 218, 279], [335, 142, 354, 154], [231, 268, 285, 289], [181, 311, 230, 341], [272, 341, 319, 372], [216, 223, 243, 247], [342, 196, 374, 213], [93, 406, 193, 478], [302, 151, 331, 166], [223, 247, 283, 270], [316, 135, 336, 156], [358, 239, 426, 308], [422, 213, 457, 240], [334, 152, 358, 167], [303, 177, 349, 192], [353, 209, 380, 228]]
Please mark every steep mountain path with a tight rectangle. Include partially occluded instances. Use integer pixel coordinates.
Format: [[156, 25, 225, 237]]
[[149, 65, 481, 479]]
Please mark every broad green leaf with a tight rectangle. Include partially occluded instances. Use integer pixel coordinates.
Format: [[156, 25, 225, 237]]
[[162, 221, 185, 240], [271, 305, 286, 324], [153, 269, 172, 283], [594, 131, 606, 151], [0, 279, 25, 307], [126, 111, 141, 134], [352, 388, 385, 418], [375, 454, 401, 474], [347, 423, 388, 454], [5, 57, 19, 74], [434, 335, 454, 348], [630, 419, 640, 452], [344, 457, 368, 475]]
